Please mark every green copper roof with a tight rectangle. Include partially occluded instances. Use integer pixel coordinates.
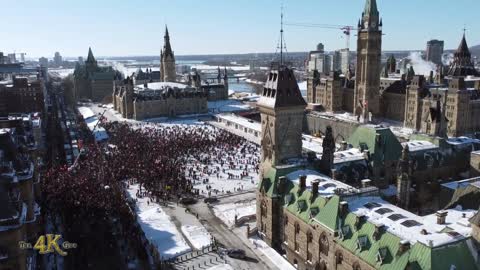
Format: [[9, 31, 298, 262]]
[[258, 160, 478, 269], [347, 126, 402, 163], [364, 0, 379, 16]]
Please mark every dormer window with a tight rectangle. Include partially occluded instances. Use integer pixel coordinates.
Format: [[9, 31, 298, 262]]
[[357, 235, 368, 250], [310, 207, 319, 218], [340, 225, 351, 239], [376, 247, 389, 264]]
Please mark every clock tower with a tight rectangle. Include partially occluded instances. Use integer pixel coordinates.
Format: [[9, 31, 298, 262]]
[[354, 0, 382, 122]]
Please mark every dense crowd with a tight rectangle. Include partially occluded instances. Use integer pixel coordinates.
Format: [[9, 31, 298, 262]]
[[42, 120, 259, 222], [41, 119, 260, 268]]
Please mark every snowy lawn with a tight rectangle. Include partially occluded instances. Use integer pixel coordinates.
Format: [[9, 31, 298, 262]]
[[127, 184, 191, 259], [181, 225, 212, 250], [213, 200, 256, 227], [250, 237, 296, 270], [207, 264, 234, 270]]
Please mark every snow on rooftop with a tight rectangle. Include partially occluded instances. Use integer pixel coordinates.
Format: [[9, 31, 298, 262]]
[[137, 82, 188, 90], [78, 107, 95, 119], [347, 196, 476, 247], [216, 113, 260, 131], [447, 136, 480, 145], [208, 100, 252, 113], [441, 177, 480, 190], [334, 148, 365, 164], [287, 169, 356, 196], [402, 140, 438, 152]]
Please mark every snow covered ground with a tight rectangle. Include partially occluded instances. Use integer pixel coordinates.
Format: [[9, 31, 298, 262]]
[[207, 264, 234, 270], [213, 200, 256, 227], [208, 100, 253, 113], [127, 184, 191, 259], [181, 225, 212, 250], [250, 237, 296, 270]]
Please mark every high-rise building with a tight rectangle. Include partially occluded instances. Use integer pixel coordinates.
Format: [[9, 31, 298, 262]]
[[340, 48, 350, 74], [7, 53, 16, 63], [308, 44, 330, 75], [54, 52, 62, 67], [354, 0, 382, 121], [78, 56, 84, 63], [332, 50, 341, 72], [19, 53, 25, 63], [38, 57, 48, 67], [426, 39, 444, 65]]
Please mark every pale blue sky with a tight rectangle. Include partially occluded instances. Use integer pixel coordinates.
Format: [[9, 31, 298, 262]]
[[2, 0, 479, 58]]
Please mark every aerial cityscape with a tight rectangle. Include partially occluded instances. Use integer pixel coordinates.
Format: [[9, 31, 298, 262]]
[[1, 0, 480, 270]]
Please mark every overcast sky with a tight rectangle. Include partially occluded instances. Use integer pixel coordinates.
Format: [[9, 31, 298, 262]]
[[2, 0, 479, 58]]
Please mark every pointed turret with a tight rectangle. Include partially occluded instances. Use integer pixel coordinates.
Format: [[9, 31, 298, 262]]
[[163, 25, 174, 58], [397, 144, 411, 209], [160, 26, 176, 82], [360, 0, 380, 31], [217, 66, 222, 83], [321, 126, 335, 176], [223, 67, 228, 80], [447, 33, 478, 77], [86, 47, 96, 63], [364, 0, 379, 17]]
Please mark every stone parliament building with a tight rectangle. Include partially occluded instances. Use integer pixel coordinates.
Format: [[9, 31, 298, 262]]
[[113, 27, 229, 120], [306, 0, 480, 138], [257, 1, 480, 269]]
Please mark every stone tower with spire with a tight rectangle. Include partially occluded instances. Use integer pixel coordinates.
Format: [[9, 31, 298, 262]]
[[321, 126, 335, 176], [85, 47, 98, 73], [160, 26, 176, 82], [354, 0, 382, 122], [223, 67, 229, 93], [397, 144, 411, 209], [447, 33, 478, 77]]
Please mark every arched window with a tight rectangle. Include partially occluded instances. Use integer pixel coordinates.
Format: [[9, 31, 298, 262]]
[[307, 231, 313, 261], [261, 200, 267, 217], [335, 251, 343, 264], [294, 223, 300, 252], [319, 232, 329, 256], [353, 262, 362, 270]]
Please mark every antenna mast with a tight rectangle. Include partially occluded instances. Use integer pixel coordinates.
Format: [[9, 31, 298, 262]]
[[280, 3, 284, 65]]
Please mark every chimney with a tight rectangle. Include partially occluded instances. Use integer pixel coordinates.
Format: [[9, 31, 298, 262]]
[[278, 176, 287, 194], [299, 175, 307, 190], [331, 169, 337, 180], [436, 210, 448, 225], [341, 141, 348, 151], [398, 240, 411, 254], [363, 150, 370, 160], [311, 180, 320, 197], [339, 201, 349, 216], [361, 179, 372, 188]]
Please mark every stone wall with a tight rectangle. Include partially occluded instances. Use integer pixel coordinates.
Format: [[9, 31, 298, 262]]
[[304, 114, 360, 143], [133, 96, 207, 120]]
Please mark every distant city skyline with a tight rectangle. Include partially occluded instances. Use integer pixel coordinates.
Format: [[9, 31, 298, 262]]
[[2, 0, 479, 58]]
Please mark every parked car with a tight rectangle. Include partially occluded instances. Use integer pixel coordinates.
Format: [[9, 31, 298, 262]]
[[179, 197, 197, 205], [227, 249, 246, 259], [204, 197, 219, 203]]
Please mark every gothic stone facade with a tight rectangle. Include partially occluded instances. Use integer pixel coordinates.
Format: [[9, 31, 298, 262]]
[[113, 80, 208, 120], [73, 48, 114, 102]]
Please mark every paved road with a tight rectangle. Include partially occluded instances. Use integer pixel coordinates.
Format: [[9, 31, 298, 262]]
[[188, 201, 275, 270]]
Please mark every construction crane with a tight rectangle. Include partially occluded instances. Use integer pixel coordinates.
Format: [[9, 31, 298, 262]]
[[284, 22, 357, 51]]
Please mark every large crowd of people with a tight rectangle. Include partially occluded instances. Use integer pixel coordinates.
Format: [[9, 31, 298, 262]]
[[41, 119, 260, 267]]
